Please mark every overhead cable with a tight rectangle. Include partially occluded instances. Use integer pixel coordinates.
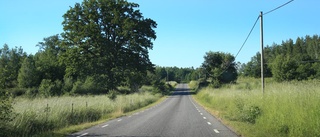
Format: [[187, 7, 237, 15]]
[[235, 16, 260, 59], [263, 0, 294, 15]]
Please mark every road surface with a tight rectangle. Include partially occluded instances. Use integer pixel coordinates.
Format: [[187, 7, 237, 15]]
[[69, 84, 238, 137]]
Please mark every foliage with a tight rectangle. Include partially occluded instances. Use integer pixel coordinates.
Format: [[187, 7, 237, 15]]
[[148, 66, 200, 83], [38, 79, 63, 97], [241, 35, 320, 81], [0, 44, 26, 89], [18, 55, 39, 88], [0, 89, 14, 137], [35, 35, 65, 83], [201, 51, 238, 87], [61, 0, 157, 91]]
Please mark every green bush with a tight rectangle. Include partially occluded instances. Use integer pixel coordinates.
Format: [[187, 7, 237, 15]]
[[25, 88, 38, 98], [38, 79, 52, 97], [8, 88, 26, 97], [0, 89, 14, 137], [71, 76, 105, 95]]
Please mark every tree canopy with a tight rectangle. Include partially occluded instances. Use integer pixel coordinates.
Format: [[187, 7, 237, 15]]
[[201, 51, 238, 87], [61, 0, 157, 91], [240, 35, 320, 81]]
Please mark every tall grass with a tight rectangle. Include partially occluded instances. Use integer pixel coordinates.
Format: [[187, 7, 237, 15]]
[[7, 89, 161, 136], [193, 78, 320, 137]]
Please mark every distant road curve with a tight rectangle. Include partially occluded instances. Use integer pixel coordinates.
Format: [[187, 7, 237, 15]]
[[69, 84, 238, 137]]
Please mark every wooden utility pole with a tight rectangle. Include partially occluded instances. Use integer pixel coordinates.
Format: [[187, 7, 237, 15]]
[[260, 11, 265, 93]]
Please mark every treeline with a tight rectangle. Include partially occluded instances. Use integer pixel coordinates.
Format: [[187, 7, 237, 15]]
[[239, 34, 320, 81], [153, 66, 200, 83], [0, 0, 166, 98]]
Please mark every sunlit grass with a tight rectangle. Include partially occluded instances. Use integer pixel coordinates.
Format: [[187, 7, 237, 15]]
[[8, 87, 161, 136], [192, 77, 320, 137]]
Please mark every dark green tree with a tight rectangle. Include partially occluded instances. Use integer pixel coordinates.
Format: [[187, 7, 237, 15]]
[[0, 89, 13, 136], [18, 55, 39, 88], [242, 52, 272, 78], [61, 0, 157, 92], [0, 44, 26, 88], [35, 35, 65, 82], [201, 51, 237, 87], [271, 55, 298, 81]]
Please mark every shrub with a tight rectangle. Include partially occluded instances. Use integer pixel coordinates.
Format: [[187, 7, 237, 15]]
[[108, 90, 117, 100], [9, 88, 26, 97], [0, 89, 14, 137], [38, 79, 63, 97]]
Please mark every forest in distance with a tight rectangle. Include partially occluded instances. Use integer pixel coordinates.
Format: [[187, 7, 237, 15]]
[[1, 34, 319, 96]]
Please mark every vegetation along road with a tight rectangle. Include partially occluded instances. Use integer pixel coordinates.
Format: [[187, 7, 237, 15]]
[[69, 84, 238, 137]]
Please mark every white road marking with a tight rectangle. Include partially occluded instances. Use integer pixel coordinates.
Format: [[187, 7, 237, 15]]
[[128, 115, 132, 118], [200, 113, 203, 115], [203, 117, 207, 119], [207, 122, 212, 125], [214, 129, 220, 133], [101, 124, 109, 128], [77, 133, 88, 137], [117, 119, 122, 122]]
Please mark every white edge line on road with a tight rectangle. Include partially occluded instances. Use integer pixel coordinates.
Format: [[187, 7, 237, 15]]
[[76, 132, 88, 137], [214, 129, 220, 133], [207, 122, 212, 125], [101, 124, 108, 128], [117, 119, 122, 122]]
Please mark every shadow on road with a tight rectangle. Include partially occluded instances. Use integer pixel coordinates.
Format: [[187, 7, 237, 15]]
[[170, 87, 195, 96]]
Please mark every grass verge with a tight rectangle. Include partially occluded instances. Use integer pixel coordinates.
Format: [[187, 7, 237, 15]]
[[7, 86, 165, 137], [191, 78, 320, 137]]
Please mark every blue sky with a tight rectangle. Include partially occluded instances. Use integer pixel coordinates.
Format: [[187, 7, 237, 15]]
[[1, 0, 319, 68]]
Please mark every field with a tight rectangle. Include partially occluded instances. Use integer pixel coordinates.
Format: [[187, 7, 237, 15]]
[[191, 77, 320, 137], [6, 86, 162, 136]]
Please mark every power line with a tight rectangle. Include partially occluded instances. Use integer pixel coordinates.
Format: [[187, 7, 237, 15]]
[[235, 16, 260, 59], [206, 0, 294, 78], [263, 0, 294, 15], [214, 16, 260, 77]]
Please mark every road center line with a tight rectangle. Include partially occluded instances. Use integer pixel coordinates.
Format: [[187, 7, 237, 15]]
[[203, 117, 206, 119], [207, 122, 212, 125], [101, 124, 109, 128], [214, 129, 220, 133], [77, 132, 88, 137], [200, 113, 203, 115]]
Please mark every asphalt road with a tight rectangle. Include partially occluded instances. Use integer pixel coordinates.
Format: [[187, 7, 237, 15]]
[[69, 84, 238, 137]]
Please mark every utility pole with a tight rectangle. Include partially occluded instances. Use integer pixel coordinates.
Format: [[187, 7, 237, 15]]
[[260, 11, 265, 93]]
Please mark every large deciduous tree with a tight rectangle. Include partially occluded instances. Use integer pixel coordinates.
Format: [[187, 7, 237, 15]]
[[201, 51, 237, 87], [61, 0, 157, 91], [35, 35, 65, 82]]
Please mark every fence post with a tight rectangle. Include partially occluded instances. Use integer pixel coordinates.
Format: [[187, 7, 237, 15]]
[[45, 103, 49, 122], [72, 103, 74, 115]]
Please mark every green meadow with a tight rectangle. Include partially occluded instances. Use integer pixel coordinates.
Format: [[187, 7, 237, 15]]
[[191, 77, 320, 137], [6, 86, 161, 136]]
